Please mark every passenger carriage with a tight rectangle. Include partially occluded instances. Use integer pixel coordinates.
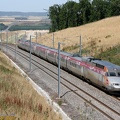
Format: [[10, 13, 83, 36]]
[[24, 40, 30, 51], [55, 51, 71, 69], [46, 48, 58, 64], [31, 42, 36, 54], [34, 44, 47, 60], [66, 56, 84, 77]]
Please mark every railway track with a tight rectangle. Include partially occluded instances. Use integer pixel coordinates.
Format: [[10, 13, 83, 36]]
[[1, 44, 120, 120]]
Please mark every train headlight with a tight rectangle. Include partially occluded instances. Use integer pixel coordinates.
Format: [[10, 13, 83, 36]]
[[111, 83, 120, 88], [112, 83, 120, 86]]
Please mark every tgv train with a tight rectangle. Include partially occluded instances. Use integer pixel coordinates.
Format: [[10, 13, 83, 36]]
[[18, 39, 120, 93]]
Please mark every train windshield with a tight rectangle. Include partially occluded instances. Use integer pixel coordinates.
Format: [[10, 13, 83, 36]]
[[106, 72, 117, 76], [106, 72, 120, 77], [109, 72, 116, 76]]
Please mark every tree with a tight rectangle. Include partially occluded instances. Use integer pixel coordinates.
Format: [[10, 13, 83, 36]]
[[90, 0, 108, 21], [49, 4, 61, 32], [48, 0, 120, 32], [62, 1, 78, 27], [49, 1, 79, 31], [79, 0, 91, 24], [109, 0, 120, 16]]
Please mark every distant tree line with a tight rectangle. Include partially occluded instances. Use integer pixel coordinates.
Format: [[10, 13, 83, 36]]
[[9, 24, 50, 31], [0, 23, 8, 30], [15, 17, 28, 20], [48, 0, 120, 32]]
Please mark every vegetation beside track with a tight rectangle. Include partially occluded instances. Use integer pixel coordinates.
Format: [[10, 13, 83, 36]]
[[0, 51, 62, 120], [63, 44, 120, 66], [95, 44, 120, 66]]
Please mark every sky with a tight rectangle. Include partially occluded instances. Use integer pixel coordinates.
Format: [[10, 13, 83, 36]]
[[0, 0, 79, 12]]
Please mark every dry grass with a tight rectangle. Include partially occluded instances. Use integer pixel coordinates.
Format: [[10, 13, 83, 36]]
[[0, 51, 62, 120], [31, 16, 120, 54]]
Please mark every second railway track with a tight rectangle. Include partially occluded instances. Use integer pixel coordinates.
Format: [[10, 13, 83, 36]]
[[1, 44, 120, 120]]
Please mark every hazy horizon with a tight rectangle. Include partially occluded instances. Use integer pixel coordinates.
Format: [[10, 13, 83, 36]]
[[1, 0, 79, 13]]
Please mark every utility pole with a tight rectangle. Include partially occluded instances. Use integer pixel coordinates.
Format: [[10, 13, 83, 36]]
[[36, 32, 37, 43], [11, 32, 12, 42], [6, 31, 8, 52], [29, 36, 32, 71], [52, 32, 54, 48], [80, 35, 82, 56], [0, 28, 2, 50], [15, 32, 17, 61], [58, 42, 65, 98]]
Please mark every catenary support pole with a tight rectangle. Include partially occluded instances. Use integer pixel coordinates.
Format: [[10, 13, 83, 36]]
[[15, 33, 17, 61], [58, 42, 65, 98], [0, 30, 2, 49], [52, 32, 54, 48], [36, 32, 37, 43], [80, 35, 82, 56], [6, 31, 8, 52], [29, 35, 32, 71], [58, 42, 61, 98]]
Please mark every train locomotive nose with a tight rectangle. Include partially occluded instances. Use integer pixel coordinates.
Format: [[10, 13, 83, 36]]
[[108, 77, 120, 91]]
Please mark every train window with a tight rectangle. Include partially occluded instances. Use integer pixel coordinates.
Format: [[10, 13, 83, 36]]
[[118, 72, 120, 77], [61, 57, 65, 62], [96, 64, 104, 69], [70, 62, 76, 67], [41, 51, 45, 54], [109, 72, 116, 76], [48, 53, 54, 57], [105, 72, 109, 76], [79, 65, 82, 69]]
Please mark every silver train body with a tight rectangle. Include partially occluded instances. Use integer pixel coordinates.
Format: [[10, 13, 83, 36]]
[[18, 39, 120, 93]]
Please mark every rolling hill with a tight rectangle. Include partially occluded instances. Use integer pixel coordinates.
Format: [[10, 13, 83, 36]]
[[35, 16, 120, 55]]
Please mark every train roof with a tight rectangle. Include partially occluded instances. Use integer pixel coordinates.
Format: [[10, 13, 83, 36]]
[[73, 57, 82, 61], [60, 51, 72, 56], [91, 59, 120, 71], [81, 56, 94, 62], [81, 57, 120, 71], [35, 43, 51, 49], [20, 39, 29, 42]]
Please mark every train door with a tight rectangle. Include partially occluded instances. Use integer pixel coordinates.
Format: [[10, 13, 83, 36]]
[[98, 74, 103, 86]]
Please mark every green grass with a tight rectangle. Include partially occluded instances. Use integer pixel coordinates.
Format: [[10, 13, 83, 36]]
[[95, 45, 120, 66], [63, 43, 120, 66]]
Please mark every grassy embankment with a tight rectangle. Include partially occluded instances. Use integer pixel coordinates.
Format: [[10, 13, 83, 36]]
[[95, 44, 120, 66], [0, 51, 62, 120], [63, 43, 120, 66]]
